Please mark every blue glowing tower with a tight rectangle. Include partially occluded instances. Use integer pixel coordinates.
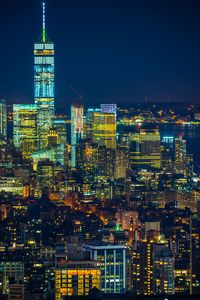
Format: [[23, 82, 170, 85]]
[[34, 2, 54, 110], [34, 2, 54, 149]]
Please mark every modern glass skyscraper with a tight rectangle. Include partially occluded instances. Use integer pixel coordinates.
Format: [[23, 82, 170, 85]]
[[71, 104, 84, 167], [0, 99, 7, 144], [93, 112, 116, 149], [34, 2, 54, 150], [84, 242, 126, 294], [34, 2, 54, 111], [13, 104, 37, 159]]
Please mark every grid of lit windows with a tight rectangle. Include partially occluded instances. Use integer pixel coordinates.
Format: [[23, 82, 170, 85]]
[[55, 267, 100, 300]]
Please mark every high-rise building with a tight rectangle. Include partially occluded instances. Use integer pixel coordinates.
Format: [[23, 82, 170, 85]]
[[47, 129, 58, 147], [84, 242, 126, 294], [93, 112, 116, 149], [13, 104, 37, 158], [0, 261, 24, 294], [98, 146, 115, 177], [114, 147, 130, 179], [0, 99, 7, 144], [83, 108, 101, 140], [55, 261, 100, 299], [130, 128, 161, 169], [153, 245, 174, 294], [53, 119, 67, 145], [71, 104, 84, 167], [76, 139, 98, 182], [31, 144, 65, 171], [101, 104, 117, 117], [37, 159, 54, 190], [37, 108, 53, 149], [175, 136, 187, 175], [34, 2, 55, 149], [34, 2, 54, 111]]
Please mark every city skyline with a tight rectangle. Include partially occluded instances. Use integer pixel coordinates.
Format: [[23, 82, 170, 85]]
[[1, 1, 200, 297], [1, 0, 200, 105]]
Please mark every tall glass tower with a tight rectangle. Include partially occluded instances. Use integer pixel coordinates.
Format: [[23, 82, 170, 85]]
[[34, 2, 54, 110], [34, 2, 54, 149], [71, 104, 84, 167], [0, 99, 7, 144]]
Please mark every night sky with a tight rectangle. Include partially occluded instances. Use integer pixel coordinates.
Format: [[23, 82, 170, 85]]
[[1, 0, 200, 106]]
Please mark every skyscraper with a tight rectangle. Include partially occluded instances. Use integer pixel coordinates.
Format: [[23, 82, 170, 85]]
[[130, 128, 161, 169], [175, 136, 187, 175], [71, 104, 84, 167], [93, 112, 116, 149], [84, 242, 126, 294], [34, 2, 55, 149], [34, 2, 54, 111], [0, 99, 7, 144], [53, 119, 67, 145], [101, 104, 117, 120], [13, 104, 37, 159]]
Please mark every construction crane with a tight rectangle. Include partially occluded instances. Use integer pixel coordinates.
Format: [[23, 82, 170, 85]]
[[70, 85, 83, 102]]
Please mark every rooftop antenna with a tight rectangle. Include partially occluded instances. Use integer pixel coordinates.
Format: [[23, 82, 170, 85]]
[[42, 2, 46, 42]]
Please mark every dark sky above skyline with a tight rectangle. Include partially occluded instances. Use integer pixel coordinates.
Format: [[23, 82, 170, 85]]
[[1, 0, 200, 106]]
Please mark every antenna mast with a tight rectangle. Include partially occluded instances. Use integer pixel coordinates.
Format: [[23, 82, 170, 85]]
[[42, 2, 46, 42]]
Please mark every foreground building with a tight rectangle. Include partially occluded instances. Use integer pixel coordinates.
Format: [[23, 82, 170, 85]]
[[84, 242, 126, 294], [55, 261, 100, 299]]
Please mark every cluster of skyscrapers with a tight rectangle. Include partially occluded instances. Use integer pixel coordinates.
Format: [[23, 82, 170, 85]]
[[0, 2, 200, 300]]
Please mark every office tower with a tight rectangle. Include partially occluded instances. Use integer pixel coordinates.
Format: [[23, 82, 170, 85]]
[[47, 129, 58, 146], [0, 177, 23, 195], [34, 3, 54, 149], [153, 245, 174, 294], [139, 241, 153, 295], [13, 104, 37, 158], [0, 99, 7, 144], [34, 2, 54, 111], [93, 112, 116, 149], [83, 108, 101, 140], [55, 261, 100, 299], [101, 104, 117, 120], [130, 128, 161, 169], [76, 139, 98, 182], [37, 108, 53, 149], [98, 146, 115, 177], [0, 261, 24, 294], [37, 160, 54, 190], [71, 104, 84, 167], [31, 144, 65, 171], [114, 147, 130, 178], [53, 119, 67, 145], [84, 242, 126, 294], [175, 136, 187, 175]]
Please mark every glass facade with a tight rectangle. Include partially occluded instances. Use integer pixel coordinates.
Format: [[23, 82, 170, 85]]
[[55, 263, 100, 300], [93, 112, 116, 149], [37, 107, 53, 149], [34, 42, 54, 110], [13, 104, 37, 158], [0, 99, 7, 144], [71, 104, 84, 167], [34, 41, 55, 150], [84, 243, 126, 294]]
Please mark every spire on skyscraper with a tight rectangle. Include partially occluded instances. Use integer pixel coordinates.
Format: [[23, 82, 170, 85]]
[[42, 2, 46, 42]]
